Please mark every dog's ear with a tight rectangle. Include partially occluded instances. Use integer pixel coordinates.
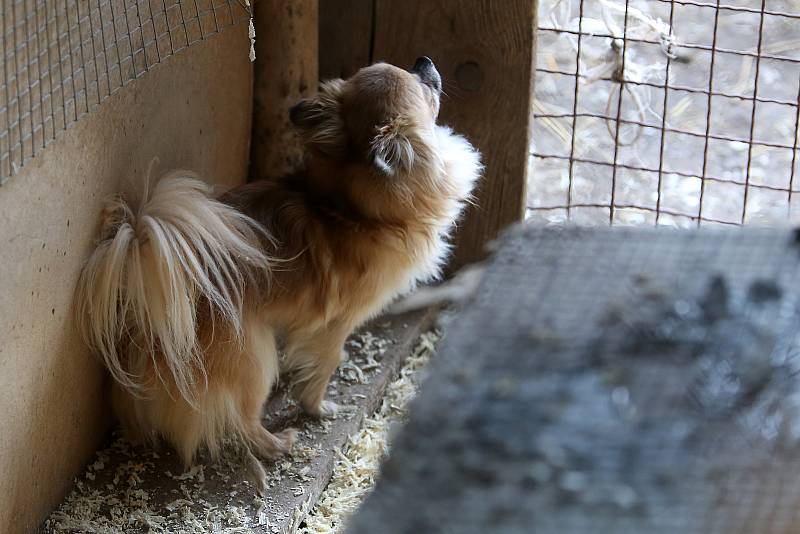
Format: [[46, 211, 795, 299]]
[[289, 79, 346, 157], [370, 118, 415, 177]]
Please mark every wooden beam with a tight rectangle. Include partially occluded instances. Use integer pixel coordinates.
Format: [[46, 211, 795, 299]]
[[372, 0, 536, 271], [250, 0, 318, 180], [319, 0, 374, 80]]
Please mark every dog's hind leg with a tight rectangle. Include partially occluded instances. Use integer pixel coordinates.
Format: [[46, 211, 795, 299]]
[[237, 314, 297, 462], [244, 448, 268, 494]]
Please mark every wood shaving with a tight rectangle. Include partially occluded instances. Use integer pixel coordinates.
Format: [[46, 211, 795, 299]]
[[298, 330, 441, 534], [339, 332, 393, 384], [44, 439, 258, 534]]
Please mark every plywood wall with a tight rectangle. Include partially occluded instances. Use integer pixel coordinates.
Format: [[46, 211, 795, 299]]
[[0, 27, 253, 534]]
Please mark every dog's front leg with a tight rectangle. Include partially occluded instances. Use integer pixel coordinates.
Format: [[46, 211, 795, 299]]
[[286, 326, 350, 417]]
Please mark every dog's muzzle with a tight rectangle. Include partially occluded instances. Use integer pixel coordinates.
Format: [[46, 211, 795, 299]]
[[412, 56, 442, 93]]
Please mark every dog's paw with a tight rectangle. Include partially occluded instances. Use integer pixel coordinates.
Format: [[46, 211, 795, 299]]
[[244, 449, 268, 495], [306, 400, 356, 419], [320, 400, 340, 418], [275, 428, 298, 453]]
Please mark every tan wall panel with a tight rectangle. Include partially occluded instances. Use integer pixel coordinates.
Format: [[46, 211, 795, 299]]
[[0, 27, 253, 533]]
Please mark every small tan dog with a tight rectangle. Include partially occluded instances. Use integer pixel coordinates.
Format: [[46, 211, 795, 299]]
[[76, 57, 481, 487]]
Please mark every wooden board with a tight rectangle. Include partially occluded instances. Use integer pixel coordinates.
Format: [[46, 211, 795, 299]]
[[319, 0, 374, 80], [251, 0, 318, 181], [349, 226, 800, 533], [41, 309, 437, 534], [371, 0, 537, 271]]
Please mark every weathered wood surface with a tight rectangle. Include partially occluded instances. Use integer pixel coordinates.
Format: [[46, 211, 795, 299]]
[[42, 309, 436, 534], [318, 0, 373, 80], [349, 226, 800, 534], [251, 0, 318, 181], [371, 0, 537, 272]]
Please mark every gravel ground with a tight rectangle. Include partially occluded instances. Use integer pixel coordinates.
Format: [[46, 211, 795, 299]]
[[530, 0, 800, 228]]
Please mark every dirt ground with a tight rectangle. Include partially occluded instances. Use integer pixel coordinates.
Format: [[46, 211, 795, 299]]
[[530, 0, 800, 228]]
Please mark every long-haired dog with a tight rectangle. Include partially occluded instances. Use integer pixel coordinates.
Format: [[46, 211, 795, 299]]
[[75, 57, 481, 487]]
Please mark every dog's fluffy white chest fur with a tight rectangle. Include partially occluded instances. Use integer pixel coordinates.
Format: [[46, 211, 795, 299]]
[[405, 125, 483, 289]]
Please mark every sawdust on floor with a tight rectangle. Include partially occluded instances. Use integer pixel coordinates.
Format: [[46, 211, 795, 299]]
[[298, 330, 441, 534], [42, 327, 439, 533]]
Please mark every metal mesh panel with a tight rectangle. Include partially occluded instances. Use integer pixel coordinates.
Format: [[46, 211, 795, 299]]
[[0, 0, 249, 182], [530, 0, 800, 227], [348, 225, 800, 533]]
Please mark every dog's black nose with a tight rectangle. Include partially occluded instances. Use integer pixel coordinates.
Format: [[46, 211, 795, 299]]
[[413, 56, 434, 72], [412, 56, 441, 92]]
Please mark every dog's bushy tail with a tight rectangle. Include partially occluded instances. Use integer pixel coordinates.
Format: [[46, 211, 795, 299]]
[[75, 173, 270, 402]]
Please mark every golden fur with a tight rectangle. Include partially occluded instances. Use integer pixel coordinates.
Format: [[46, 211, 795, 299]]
[[75, 61, 481, 488]]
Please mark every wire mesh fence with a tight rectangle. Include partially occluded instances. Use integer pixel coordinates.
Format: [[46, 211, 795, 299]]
[[530, 0, 800, 227], [0, 0, 249, 183]]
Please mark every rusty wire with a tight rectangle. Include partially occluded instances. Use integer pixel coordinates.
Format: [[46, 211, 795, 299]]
[[531, 0, 800, 227], [0, 0, 249, 183]]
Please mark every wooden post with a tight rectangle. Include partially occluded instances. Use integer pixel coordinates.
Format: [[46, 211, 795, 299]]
[[250, 0, 318, 180], [371, 0, 536, 272], [319, 0, 374, 80]]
